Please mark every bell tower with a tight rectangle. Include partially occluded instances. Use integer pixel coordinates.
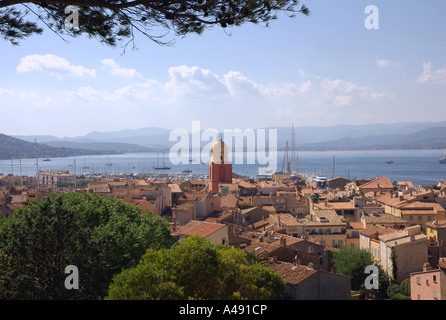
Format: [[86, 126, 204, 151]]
[[209, 133, 232, 193]]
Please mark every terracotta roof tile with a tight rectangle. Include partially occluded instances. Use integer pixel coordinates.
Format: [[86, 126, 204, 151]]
[[269, 261, 318, 285], [173, 220, 225, 238]]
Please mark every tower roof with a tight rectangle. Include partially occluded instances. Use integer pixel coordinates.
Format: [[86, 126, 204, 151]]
[[211, 133, 229, 164]]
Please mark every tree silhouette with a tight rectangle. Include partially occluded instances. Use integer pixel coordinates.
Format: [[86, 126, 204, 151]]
[[0, 0, 309, 49]]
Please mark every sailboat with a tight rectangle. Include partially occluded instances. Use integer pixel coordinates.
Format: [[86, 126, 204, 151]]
[[154, 152, 170, 170], [105, 156, 113, 167], [83, 159, 90, 169]]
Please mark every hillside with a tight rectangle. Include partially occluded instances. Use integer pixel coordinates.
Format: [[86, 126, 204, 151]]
[[11, 121, 446, 151], [298, 127, 446, 150], [0, 134, 117, 160], [42, 141, 152, 153]]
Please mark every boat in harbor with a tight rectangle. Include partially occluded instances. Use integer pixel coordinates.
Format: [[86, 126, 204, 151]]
[[182, 169, 192, 173], [154, 152, 171, 170], [386, 160, 394, 164], [105, 156, 113, 166], [43, 158, 51, 161], [440, 156, 446, 164]]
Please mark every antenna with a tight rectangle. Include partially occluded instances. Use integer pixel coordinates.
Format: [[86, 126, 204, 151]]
[[10, 159, 14, 187], [281, 141, 289, 173], [34, 138, 40, 189], [291, 124, 296, 172], [73, 155, 77, 189], [18, 151, 23, 187]]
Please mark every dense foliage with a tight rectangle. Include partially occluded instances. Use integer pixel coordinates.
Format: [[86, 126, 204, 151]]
[[0, 192, 174, 299], [387, 278, 411, 300], [0, 0, 309, 47], [106, 235, 286, 300], [332, 246, 390, 299]]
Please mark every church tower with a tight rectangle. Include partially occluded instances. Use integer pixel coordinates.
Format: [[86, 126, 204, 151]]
[[209, 133, 232, 193]]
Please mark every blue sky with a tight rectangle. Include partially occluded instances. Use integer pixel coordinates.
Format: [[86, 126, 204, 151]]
[[0, 0, 445, 137]]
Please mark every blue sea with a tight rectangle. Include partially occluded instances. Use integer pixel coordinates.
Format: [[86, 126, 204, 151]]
[[2, 149, 446, 186]]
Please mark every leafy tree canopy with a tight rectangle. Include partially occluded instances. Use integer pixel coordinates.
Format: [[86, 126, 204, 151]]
[[0, 0, 309, 48], [332, 246, 376, 291], [106, 235, 286, 300], [387, 278, 411, 300], [0, 192, 174, 299]]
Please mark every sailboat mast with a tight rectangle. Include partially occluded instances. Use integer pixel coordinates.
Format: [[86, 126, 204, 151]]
[[19, 152, 23, 187], [291, 124, 295, 173], [34, 138, 40, 189]]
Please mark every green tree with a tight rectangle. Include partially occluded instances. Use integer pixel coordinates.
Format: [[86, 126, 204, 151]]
[[106, 235, 286, 300], [0, 192, 174, 299], [332, 246, 375, 291], [387, 278, 411, 300], [0, 0, 309, 48]]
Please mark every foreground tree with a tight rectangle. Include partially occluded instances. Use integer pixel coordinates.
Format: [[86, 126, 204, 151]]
[[106, 235, 286, 300], [332, 246, 390, 299], [0, 0, 309, 48], [387, 278, 411, 300], [332, 247, 375, 291], [0, 192, 174, 299]]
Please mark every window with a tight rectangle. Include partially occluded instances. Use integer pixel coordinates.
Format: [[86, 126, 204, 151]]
[[416, 277, 421, 285], [409, 216, 413, 221], [433, 291, 437, 299], [428, 216, 432, 221], [418, 216, 422, 221], [433, 275, 437, 283]]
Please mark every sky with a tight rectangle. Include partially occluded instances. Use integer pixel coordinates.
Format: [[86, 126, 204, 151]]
[[0, 0, 445, 138]]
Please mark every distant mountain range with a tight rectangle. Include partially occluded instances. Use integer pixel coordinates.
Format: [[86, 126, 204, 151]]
[[296, 127, 446, 150], [6, 120, 446, 160], [0, 134, 117, 160]]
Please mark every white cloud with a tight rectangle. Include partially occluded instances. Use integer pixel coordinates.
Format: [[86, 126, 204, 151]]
[[298, 81, 312, 93], [376, 59, 401, 69], [101, 59, 141, 78], [165, 65, 228, 97], [16, 54, 96, 79], [417, 61, 446, 85], [0, 87, 57, 106], [316, 78, 388, 107], [5, 63, 393, 132]]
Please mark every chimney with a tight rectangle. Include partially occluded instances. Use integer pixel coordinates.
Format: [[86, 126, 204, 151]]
[[423, 262, 432, 272], [280, 236, 286, 248]]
